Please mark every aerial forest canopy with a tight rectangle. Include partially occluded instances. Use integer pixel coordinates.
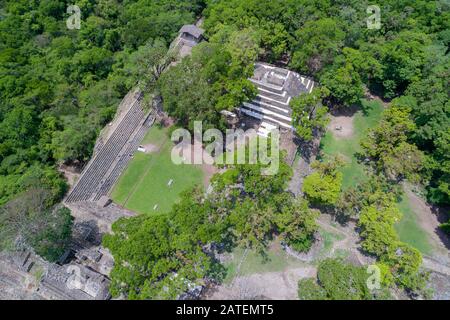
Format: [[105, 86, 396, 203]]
[[0, 0, 448, 212], [104, 154, 320, 299], [0, 0, 204, 207], [0, 0, 449, 298], [0, 0, 204, 257], [200, 0, 449, 208]]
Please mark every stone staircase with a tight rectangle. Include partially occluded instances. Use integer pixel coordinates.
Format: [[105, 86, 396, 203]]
[[240, 62, 315, 137]]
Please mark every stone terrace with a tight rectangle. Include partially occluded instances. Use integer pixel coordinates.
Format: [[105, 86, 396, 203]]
[[240, 62, 315, 137]]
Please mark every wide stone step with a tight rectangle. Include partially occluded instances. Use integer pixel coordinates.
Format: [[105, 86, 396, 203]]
[[256, 94, 290, 108], [250, 99, 292, 115], [250, 79, 284, 94], [240, 106, 292, 129], [243, 102, 292, 123]]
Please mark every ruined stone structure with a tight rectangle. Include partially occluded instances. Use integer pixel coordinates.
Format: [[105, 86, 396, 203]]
[[0, 219, 114, 300], [239, 62, 315, 137], [170, 24, 205, 58], [38, 262, 110, 300], [66, 91, 154, 204]]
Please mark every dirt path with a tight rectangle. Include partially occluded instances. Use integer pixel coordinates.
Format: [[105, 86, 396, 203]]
[[207, 267, 316, 300], [316, 215, 373, 266], [422, 257, 450, 276], [288, 154, 313, 196]]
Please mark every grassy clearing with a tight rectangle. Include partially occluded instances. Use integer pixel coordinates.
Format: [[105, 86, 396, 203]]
[[395, 194, 432, 255], [320, 99, 384, 190], [222, 242, 307, 284], [141, 124, 167, 146], [320, 100, 432, 255], [111, 126, 204, 215], [222, 227, 346, 284], [316, 227, 345, 260]]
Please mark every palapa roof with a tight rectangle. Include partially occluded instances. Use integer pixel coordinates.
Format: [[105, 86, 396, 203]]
[[179, 24, 204, 39]]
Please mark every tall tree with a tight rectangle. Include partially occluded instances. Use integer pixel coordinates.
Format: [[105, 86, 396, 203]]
[[320, 62, 364, 106], [290, 18, 345, 74], [290, 87, 330, 141], [361, 103, 424, 182], [303, 157, 344, 206], [298, 258, 382, 300]]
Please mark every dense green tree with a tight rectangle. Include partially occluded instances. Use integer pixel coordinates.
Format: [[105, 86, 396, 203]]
[[303, 157, 344, 206], [290, 87, 330, 141], [383, 242, 427, 292], [103, 188, 226, 300], [126, 39, 172, 93], [234, 158, 293, 203], [51, 117, 98, 163], [361, 104, 424, 182], [358, 205, 402, 257], [0, 164, 67, 207], [158, 40, 257, 131], [403, 54, 450, 206], [290, 18, 345, 75], [228, 199, 274, 251], [376, 31, 432, 98], [335, 48, 383, 85], [298, 258, 376, 300], [203, 0, 308, 61], [258, 20, 291, 61], [337, 175, 401, 220], [104, 214, 209, 299], [275, 198, 319, 252], [320, 63, 364, 106]]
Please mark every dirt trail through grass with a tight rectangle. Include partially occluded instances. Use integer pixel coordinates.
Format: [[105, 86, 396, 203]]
[[316, 215, 372, 265]]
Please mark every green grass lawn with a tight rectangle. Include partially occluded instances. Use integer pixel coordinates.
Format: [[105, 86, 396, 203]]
[[111, 126, 204, 215], [395, 194, 432, 255], [222, 243, 307, 284], [141, 123, 167, 146], [320, 100, 432, 255], [316, 227, 345, 260], [320, 99, 384, 189]]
